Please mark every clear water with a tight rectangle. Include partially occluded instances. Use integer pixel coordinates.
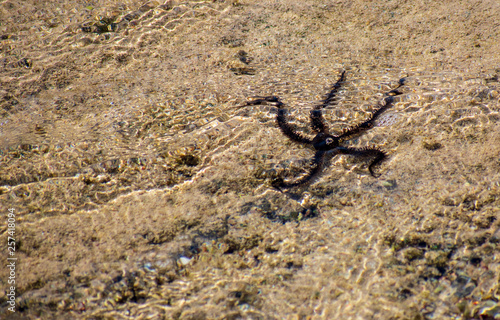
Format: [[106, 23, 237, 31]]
[[1, 0, 499, 319]]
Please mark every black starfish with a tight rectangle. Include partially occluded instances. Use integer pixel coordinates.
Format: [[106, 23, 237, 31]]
[[243, 71, 406, 190]]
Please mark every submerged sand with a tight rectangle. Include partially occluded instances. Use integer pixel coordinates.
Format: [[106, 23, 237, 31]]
[[1, 0, 500, 319]]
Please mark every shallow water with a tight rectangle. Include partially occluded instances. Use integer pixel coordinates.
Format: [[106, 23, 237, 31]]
[[1, 0, 500, 319]]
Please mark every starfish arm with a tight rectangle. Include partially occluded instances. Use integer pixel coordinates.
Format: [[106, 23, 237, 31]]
[[336, 146, 386, 177], [310, 109, 329, 133], [239, 96, 285, 108], [273, 150, 328, 189], [309, 70, 346, 133], [276, 108, 313, 144], [338, 97, 395, 140], [338, 77, 406, 141], [315, 70, 346, 109]]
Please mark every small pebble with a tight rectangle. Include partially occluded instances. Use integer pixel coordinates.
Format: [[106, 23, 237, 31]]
[[179, 256, 192, 266]]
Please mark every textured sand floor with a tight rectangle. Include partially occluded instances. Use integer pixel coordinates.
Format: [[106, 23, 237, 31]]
[[1, 0, 500, 319]]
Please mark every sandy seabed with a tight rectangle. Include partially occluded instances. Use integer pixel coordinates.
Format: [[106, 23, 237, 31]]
[[1, 0, 500, 319]]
